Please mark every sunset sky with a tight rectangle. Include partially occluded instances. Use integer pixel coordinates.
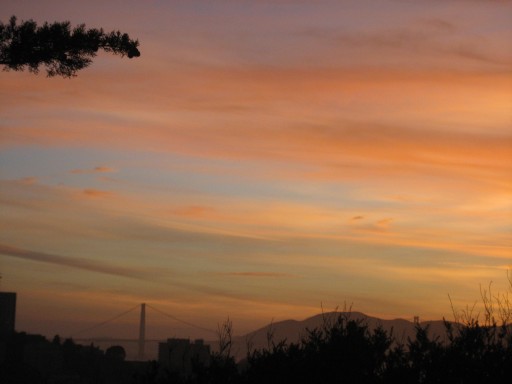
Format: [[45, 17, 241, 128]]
[[1, 0, 511, 341]]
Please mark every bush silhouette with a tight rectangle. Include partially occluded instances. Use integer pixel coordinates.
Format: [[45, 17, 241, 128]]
[[2, 275, 511, 383]]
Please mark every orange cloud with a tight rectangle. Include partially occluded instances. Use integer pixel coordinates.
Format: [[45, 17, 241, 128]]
[[82, 189, 115, 198], [1, 176, 509, 261], [376, 218, 393, 228], [18, 177, 38, 185], [170, 205, 217, 219], [70, 166, 116, 174], [349, 217, 394, 234]]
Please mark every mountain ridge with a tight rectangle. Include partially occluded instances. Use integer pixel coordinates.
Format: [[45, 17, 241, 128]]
[[218, 311, 449, 361]]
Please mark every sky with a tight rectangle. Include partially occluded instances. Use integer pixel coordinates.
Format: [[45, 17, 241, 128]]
[[0, 0, 511, 341]]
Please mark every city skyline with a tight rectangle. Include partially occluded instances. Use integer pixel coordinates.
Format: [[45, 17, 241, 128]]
[[0, 0, 511, 340]]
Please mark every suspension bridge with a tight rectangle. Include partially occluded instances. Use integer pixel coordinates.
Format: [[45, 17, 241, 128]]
[[70, 303, 217, 361]]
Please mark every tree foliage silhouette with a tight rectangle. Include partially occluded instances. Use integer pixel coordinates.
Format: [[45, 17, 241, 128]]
[[0, 16, 140, 78]]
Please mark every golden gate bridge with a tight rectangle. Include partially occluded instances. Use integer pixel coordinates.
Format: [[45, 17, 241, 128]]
[[70, 303, 217, 361]]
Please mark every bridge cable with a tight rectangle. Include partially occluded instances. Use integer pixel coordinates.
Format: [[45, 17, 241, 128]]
[[146, 304, 217, 335], [70, 304, 140, 338]]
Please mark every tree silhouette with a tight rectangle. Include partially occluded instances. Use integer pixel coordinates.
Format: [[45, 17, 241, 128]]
[[0, 16, 140, 78]]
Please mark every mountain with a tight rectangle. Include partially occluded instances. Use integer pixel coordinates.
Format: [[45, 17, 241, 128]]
[[215, 312, 449, 361]]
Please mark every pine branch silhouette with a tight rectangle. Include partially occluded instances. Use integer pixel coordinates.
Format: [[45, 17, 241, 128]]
[[0, 16, 140, 77]]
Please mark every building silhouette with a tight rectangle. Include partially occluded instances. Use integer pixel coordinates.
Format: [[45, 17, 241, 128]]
[[0, 292, 16, 338], [158, 338, 210, 375]]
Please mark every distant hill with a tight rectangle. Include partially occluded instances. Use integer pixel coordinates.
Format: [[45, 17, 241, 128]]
[[211, 312, 449, 361]]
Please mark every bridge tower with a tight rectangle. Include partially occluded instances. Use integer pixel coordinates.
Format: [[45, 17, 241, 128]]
[[138, 303, 146, 360]]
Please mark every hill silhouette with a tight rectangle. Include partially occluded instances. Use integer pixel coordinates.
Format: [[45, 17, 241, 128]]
[[214, 311, 448, 361], [3, 309, 510, 383]]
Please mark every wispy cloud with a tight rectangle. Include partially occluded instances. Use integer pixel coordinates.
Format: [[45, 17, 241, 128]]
[[0, 244, 157, 280], [299, 16, 512, 69], [220, 272, 299, 278]]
